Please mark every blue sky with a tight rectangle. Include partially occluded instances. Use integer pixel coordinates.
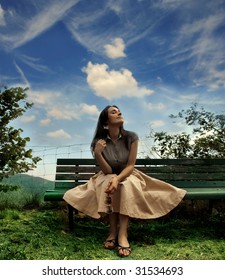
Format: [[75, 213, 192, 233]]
[[1, 0, 225, 167]]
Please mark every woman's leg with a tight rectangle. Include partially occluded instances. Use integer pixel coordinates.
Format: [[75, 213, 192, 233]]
[[104, 213, 119, 249], [117, 214, 131, 256]]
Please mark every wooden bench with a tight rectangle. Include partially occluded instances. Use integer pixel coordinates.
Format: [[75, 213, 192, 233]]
[[44, 158, 225, 229]]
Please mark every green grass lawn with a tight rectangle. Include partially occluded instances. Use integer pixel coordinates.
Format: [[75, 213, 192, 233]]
[[0, 205, 225, 260]]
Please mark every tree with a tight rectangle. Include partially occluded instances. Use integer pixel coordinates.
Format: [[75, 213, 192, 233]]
[[0, 86, 41, 191], [151, 104, 225, 158]]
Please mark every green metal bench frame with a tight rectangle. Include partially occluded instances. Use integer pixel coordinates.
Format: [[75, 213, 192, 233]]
[[44, 158, 225, 229]]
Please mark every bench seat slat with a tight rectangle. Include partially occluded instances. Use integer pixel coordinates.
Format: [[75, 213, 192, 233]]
[[55, 173, 225, 181], [56, 174, 95, 180], [144, 173, 225, 180], [57, 158, 225, 166], [56, 165, 225, 174], [184, 188, 225, 199], [55, 182, 82, 189], [57, 158, 97, 165], [136, 166, 225, 173], [135, 158, 225, 165], [44, 188, 225, 201], [57, 166, 100, 173], [44, 190, 66, 201], [53, 180, 225, 190], [168, 181, 225, 188]]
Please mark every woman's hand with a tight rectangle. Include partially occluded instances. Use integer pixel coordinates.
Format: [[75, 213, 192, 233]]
[[105, 176, 119, 194], [94, 139, 106, 155]]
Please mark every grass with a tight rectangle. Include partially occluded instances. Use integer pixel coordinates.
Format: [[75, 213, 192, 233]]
[[0, 202, 225, 260], [0, 186, 44, 210], [1, 176, 224, 260]]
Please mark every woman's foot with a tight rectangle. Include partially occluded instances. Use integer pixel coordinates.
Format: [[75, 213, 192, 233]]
[[103, 232, 118, 249], [117, 245, 131, 257], [103, 238, 117, 250], [117, 235, 130, 257]]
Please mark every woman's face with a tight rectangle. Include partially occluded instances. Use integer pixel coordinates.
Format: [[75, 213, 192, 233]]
[[107, 106, 124, 126]]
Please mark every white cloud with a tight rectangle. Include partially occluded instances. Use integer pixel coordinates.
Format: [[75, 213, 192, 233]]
[[104, 37, 126, 59], [28, 89, 99, 121], [47, 105, 77, 120], [82, 62, 154, 100], [0, 4, 5, 26], [79, 103, 100, 116], [149, 120, 165, 128], [47, 129, 72, 139], [40, 118, 51, 126], [20, 115, 36, 123], [145, 102, 166, 111], [29, 89, 61, 105], [47, 103, 99, 120]]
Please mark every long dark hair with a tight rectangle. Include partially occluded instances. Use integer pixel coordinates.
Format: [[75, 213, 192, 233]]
[[90, 105, 127, 154]]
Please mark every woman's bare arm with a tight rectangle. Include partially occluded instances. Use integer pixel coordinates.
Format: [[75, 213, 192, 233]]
[[117, 140, 138, 182]]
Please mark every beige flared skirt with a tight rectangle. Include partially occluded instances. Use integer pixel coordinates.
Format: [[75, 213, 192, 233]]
[[63, 169, 186, 219]]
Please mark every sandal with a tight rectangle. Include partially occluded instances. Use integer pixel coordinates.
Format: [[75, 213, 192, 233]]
[[103, 239, 117, 250], [117, 245, 131, 257]]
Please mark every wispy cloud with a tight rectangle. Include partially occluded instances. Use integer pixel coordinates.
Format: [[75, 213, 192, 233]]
[[14, 62, 30, 86], [152, 0, 185, 10], [0, 4, 6, 26], [17, 54, 50, 73], [0, 0, 80, 50], [165, 11, 225, 90], [64, 5, 114, 55], [64, 1, 159, 55]]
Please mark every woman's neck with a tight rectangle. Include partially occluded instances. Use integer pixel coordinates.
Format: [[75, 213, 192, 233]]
[[108, 127, 120, 142]]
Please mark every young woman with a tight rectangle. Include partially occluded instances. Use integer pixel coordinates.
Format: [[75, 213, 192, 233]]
[[63, 105, 186, 257]]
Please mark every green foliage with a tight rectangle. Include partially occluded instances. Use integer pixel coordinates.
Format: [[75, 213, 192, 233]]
[[0, 184, 21, 192], [0, 86, 41, 186], [152, 104, 225, 158]]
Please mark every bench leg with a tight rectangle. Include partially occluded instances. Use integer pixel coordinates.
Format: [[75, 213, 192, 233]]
[[68, 204, 75, 230]]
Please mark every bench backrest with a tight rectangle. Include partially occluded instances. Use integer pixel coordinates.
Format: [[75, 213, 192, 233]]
[[55, 158, 225, 190]]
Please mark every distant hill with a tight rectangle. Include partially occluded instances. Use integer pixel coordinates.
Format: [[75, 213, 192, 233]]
[[2, 174, 54, 197]]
